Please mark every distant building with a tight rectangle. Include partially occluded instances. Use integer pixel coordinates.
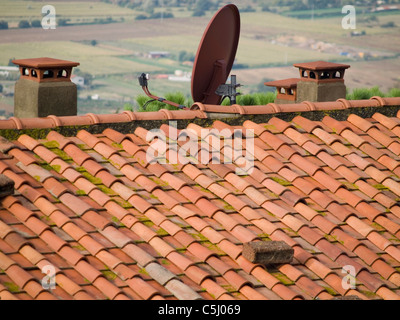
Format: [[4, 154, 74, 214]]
[[71, 75, 85, 87], [147, 51, 170, 59], [0, 66, 19, 77]]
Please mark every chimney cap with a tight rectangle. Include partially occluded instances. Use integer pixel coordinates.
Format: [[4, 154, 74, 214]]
[[265, 78, 300, 89], [293, 60, 350, 71], [12, 57, 80, 69]]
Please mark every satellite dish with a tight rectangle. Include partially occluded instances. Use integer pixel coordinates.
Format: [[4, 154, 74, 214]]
[[191, 4, 241, 105]]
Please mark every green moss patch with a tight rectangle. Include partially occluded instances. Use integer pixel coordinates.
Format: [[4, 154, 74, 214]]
[[43, 140, 60, 149], [3, 282, 20, 293], [271, 176, 291, 187]]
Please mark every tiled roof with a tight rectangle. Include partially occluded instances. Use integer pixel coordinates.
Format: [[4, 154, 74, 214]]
[[0, 97, 399, 130], [1, 98, 400, 300]]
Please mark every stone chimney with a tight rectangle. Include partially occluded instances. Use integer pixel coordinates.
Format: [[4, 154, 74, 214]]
[[265, 61, 351, 104], [12, 57, 80, 118], [293, 61, 350, 103]]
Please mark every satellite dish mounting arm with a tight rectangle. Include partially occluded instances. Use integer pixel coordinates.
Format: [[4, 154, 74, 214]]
[[138, 73, 188, 110]]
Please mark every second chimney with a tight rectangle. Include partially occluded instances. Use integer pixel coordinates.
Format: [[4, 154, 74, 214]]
[[12, 57, 80, 118]]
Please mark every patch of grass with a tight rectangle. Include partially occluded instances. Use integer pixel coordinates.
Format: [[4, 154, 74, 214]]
[[389, 88, 400, 97], [346, 86, 385, 100], [136, 91, 190, 112]]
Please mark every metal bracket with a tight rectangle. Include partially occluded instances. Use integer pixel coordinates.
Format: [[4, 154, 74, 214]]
[[215, 75, 241, 105]]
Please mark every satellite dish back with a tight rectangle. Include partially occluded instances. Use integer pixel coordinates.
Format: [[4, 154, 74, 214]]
[[191, 4, 240, 105]]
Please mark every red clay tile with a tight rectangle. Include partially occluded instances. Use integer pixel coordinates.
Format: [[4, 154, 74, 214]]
[[326, 202, 355, 221], [373, 113, 399, 130], [5, 264, 34, 288], [126, 277, 160, 300], [93, 276, 124, 300], [74, 260, 102, 283], [315, 239, 343, 261], [3, 231, 29, 252], [271, 283, 303, 300], [293, 116, 323, 133]]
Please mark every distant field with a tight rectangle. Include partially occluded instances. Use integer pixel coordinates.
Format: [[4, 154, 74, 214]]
[[0, 41, 162, 75], [0, 0, 136, 23], [0, 3, 399, 115], [121, 34, 349, 68], [240, 11, 400, 41]]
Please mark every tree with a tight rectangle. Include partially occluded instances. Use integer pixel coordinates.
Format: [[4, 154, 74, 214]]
[[192, 9, 205, 17], [123, 103, 133, 111], [58, 18, 70, 26], [0, 84, 3, 94], [135, 14, 148, 20], [31, 20, 42, 28], [0, 20, 8, 30], [18, 20, 31, 28]]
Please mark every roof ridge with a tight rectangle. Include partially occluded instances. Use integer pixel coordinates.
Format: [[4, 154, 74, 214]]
[[0, 97, 399, 132]]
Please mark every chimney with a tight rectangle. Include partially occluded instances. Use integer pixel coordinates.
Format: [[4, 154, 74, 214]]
[[12, 57, 80, 118], [264, 78, 300, 104], [265, 61, 351, 104], [293, 60, 350, 103]]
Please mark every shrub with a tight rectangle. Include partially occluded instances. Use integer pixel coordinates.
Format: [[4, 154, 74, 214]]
[[137, 92, 191, 112], [347, 86, 385, 100], [381, 21, 396, 28], [31, 20, 42, 28], [389, 88, 400, 98], [123, 103, 133, 111], [252, 92, 277, 105], [150, 12, 174, 19], [58, 18, 70, 26], [18, 20, 31, 28], [192, 9, 205, 17], [237, 94, 257, 106], [240, 5, 256, 13], [0, 20, 8, 30], [135, 14, 148, 20]]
